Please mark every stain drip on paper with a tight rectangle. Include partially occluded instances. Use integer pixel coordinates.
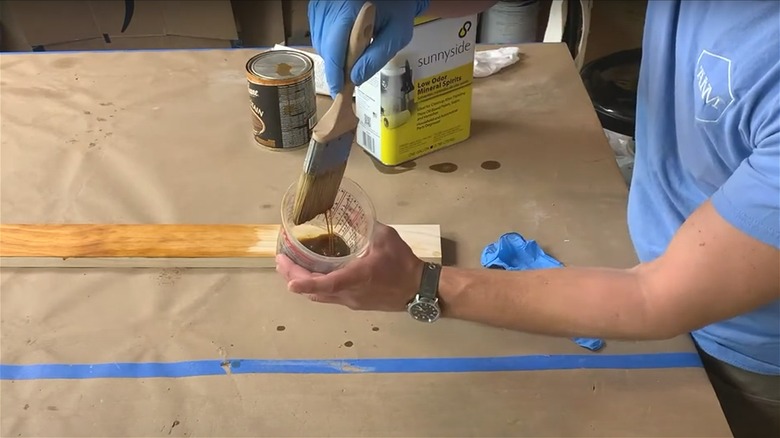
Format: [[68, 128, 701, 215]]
[[481, 160, 501, 170], [168, 420, 180, 435], [429, 162, 458, 173], [157, 268, 184, 286]]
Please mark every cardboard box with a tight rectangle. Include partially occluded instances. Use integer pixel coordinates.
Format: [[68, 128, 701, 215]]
[[231, 0, 285, 48], [232, 0, 310, 48], [1, 0, 239, 52], [355, 15, 478, 166], [281, 0, 311, 46]]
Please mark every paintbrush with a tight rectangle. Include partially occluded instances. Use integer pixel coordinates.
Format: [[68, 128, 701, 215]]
[[290, 1, 376, 226]]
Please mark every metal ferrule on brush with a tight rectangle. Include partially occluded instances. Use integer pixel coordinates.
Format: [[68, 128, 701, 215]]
[[302, 133, 354, 174]]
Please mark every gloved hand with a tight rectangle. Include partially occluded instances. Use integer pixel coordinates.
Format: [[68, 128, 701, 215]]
[[308, 0, 430, 97]]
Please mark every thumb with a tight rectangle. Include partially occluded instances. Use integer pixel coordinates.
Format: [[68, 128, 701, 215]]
[[350, 25, 413, 86]]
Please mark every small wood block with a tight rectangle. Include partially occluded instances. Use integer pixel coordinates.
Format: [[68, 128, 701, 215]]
[[0, 224, 442, 268]]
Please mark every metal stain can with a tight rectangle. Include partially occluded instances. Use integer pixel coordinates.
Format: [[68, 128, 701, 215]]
[[245, 50, 318, 151]]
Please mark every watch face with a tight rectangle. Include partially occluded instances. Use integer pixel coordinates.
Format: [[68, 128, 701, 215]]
[[409, 301, 440, 323]]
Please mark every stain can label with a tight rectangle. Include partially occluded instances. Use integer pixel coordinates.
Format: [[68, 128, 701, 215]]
[[246, 50, 318, 150]]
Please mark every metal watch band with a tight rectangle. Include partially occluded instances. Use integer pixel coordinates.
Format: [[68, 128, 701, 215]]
[[418, 262, 441, 300]]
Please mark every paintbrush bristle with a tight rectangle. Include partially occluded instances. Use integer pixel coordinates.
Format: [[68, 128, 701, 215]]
[[291, 134, 353, 225], [291, 164, 347, 225]]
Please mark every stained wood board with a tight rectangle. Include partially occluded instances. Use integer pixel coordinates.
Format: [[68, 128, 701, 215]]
[[0, 224, 441, 268]]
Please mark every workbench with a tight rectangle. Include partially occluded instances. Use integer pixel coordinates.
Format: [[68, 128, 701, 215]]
[[0, 43, 732, 437]]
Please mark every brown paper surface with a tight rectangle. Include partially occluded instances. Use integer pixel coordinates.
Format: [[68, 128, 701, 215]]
[[0, 44, 731, 436]]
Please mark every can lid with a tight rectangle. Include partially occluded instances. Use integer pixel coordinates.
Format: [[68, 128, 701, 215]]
[[248, 51, 313, 80]]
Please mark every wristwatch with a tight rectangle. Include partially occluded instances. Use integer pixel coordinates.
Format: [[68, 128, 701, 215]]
[[406, 262, 442, 323]]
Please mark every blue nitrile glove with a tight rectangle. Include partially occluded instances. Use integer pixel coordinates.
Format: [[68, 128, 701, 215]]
[[308, 0, 431, 97], [481, 232, 606, 352]]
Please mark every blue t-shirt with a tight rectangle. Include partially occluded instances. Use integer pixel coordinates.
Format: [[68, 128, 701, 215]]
[[628, 0, 780, 375]]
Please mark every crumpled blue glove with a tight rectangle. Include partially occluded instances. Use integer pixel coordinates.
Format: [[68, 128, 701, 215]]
[[308, 0, 430, 97], [481, 233, 606, 352]]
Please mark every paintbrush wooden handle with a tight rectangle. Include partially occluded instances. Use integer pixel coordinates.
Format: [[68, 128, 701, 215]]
[[311, 1, 376, 143]]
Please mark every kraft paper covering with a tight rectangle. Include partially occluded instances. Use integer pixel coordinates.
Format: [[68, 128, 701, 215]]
[[0, 44, 730, 437]]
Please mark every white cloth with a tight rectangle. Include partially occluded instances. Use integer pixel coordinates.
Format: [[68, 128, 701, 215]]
[[473, 47, 522, 78], [271, 45, 522, 96]]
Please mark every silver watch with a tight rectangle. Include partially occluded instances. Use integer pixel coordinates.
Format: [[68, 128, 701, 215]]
[[407, 262, 442, 323]]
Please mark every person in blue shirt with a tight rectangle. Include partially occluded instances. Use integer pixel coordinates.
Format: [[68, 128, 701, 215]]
[[277, 1, 780, 436]]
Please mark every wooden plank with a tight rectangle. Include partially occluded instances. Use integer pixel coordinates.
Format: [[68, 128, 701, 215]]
[[0, 224, 441, 268]]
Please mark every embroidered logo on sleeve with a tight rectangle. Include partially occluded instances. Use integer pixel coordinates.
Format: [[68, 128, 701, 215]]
[[694, 50, 735, 123]]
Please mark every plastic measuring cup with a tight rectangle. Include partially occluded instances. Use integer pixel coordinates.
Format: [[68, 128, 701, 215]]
[[277, 177, 376, 274]]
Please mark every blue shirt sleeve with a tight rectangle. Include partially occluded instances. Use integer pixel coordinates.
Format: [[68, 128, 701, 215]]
[[711, 66, 780, 249]]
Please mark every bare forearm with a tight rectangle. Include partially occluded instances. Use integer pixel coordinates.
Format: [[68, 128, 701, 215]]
[[437, 201, 780, 341], [425, 0, 498, 18], [438, 265, 670, 340]]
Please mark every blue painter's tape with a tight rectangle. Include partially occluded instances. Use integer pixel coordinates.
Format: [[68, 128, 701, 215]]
[[0, 352, 702, 381]]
